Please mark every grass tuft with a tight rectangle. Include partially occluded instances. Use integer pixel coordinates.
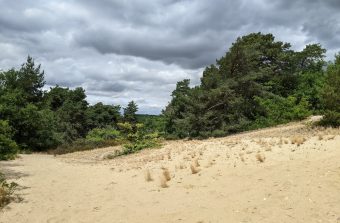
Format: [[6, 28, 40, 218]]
[[290, 136, 306, 146], [194, 158, 200, 167], [190, 164, 199, 174], [162, 169, 171, 181], [160, 176, 168, 188], [255, 153, 265, 163], [0, 173, 18, 209], [144, 169, 153, 182]]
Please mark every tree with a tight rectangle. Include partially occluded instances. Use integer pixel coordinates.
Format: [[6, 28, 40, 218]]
[[14, 104, 62, 151], [0, 120, 18, 160], [123, 101, 138, 124], [163, 79, 191, 137], [320, 54, 340, 126], [86, 103, 121, 130], [0, 57, 61, 151], [0, 56, 45, 105], [44, 86, 89, 143], [163, 33, 326, 138]]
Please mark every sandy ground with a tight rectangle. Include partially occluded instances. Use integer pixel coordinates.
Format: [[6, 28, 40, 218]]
[[1, 118, 340, 223]]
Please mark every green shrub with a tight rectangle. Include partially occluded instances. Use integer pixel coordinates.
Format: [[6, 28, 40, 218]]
[[210, 129, 227, 138], [53, 123, 162, 156], [251, 95, 311, 129], [115, 122, 162, 156], [0, 120, 18, 160], [319, 111, 340, 127], [0, 172, 18, 208], [120, 138, 160, 156], [53, 127, 123, 155], [86, 128, 120, 143], [53, 138, 124, 155]]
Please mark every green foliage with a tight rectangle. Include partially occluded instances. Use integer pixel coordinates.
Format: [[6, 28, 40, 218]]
[[0, 35, 335, 155], [121, 137, 160, 155], [54, 128, 122, 155], [0, 172, 18, 208], [251, 96, 311, 129], [86, 128, 121, 143], [320, 54, 340, 127], [0, 120, 18, 160], [164, 33, 326, 138], [0, 57, 62, 151], [54, 122, 161, 156], [319, 111, 340, 127], [0, 56, 45, 104], [0, 57, 125, 152], [123, 100, 138, 123], [117, 122, 134, 135], [85, 103, 121, 130], [116, 122, 161, 156], [136, 114, 166, 134], [15, 104, 62, 151], [295, 71, 325, 111], [45, 86, 89, 142], [53, 138, 123, 155]]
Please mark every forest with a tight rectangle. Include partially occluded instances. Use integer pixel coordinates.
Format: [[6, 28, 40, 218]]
[[1, 33, 340, 161]]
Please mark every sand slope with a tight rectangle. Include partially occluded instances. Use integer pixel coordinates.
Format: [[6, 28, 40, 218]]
[[1, 119, 340, 223]]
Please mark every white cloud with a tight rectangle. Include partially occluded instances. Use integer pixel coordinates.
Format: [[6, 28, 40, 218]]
[[0, 0, 339, 113]]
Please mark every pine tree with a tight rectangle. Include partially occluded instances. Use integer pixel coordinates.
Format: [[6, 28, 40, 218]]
[[124, 101, 138, 123]]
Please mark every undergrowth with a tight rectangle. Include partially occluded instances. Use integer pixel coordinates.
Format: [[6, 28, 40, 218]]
[[0, 172, 18, 209]]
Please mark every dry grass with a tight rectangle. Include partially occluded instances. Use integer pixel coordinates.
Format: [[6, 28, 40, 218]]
[[193, 158, 200, 167], [144, 169, 153, 182], [255, 153, 265, 163], [239, 153, 245, 162], [159, 176, 168, 188], [162, 169, 171, 181], [327, 135, 335, 140], [291, 136, 306, 146], [0, 174, 18, 209], [265, 146, 272, 152], [190, 164, 199, 174]]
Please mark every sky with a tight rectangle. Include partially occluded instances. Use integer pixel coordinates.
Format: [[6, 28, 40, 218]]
[[0, 0, 339, 114]]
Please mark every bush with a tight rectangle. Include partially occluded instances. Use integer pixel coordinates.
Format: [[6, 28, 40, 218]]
[[53, 123, 162, 156], [53, 138, 124, 155], [0, 172, 18, 208], [210, 129, 227, 138], [251, 95, 311, 129], [120, 138, 160, 156], [86, 128, 120, 143], [53, 127, 123, 155], [0, 120, 18, 160], [319, 111, 340, 127], [115, 122, 162, 156]]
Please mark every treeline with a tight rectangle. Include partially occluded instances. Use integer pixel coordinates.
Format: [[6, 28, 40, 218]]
[[0, 58, 161, 159], [1, 32, 339, 160], [163, 33, 340, 138]]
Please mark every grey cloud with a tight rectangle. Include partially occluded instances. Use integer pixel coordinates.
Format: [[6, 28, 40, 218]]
[[0, 0, 339, 113], [86, 81, 126, 92]]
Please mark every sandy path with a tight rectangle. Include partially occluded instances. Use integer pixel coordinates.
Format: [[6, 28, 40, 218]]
[[1, 121, 340, 223]]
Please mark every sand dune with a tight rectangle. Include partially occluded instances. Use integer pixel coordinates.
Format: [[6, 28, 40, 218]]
[[1, 119, 340, 223]]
